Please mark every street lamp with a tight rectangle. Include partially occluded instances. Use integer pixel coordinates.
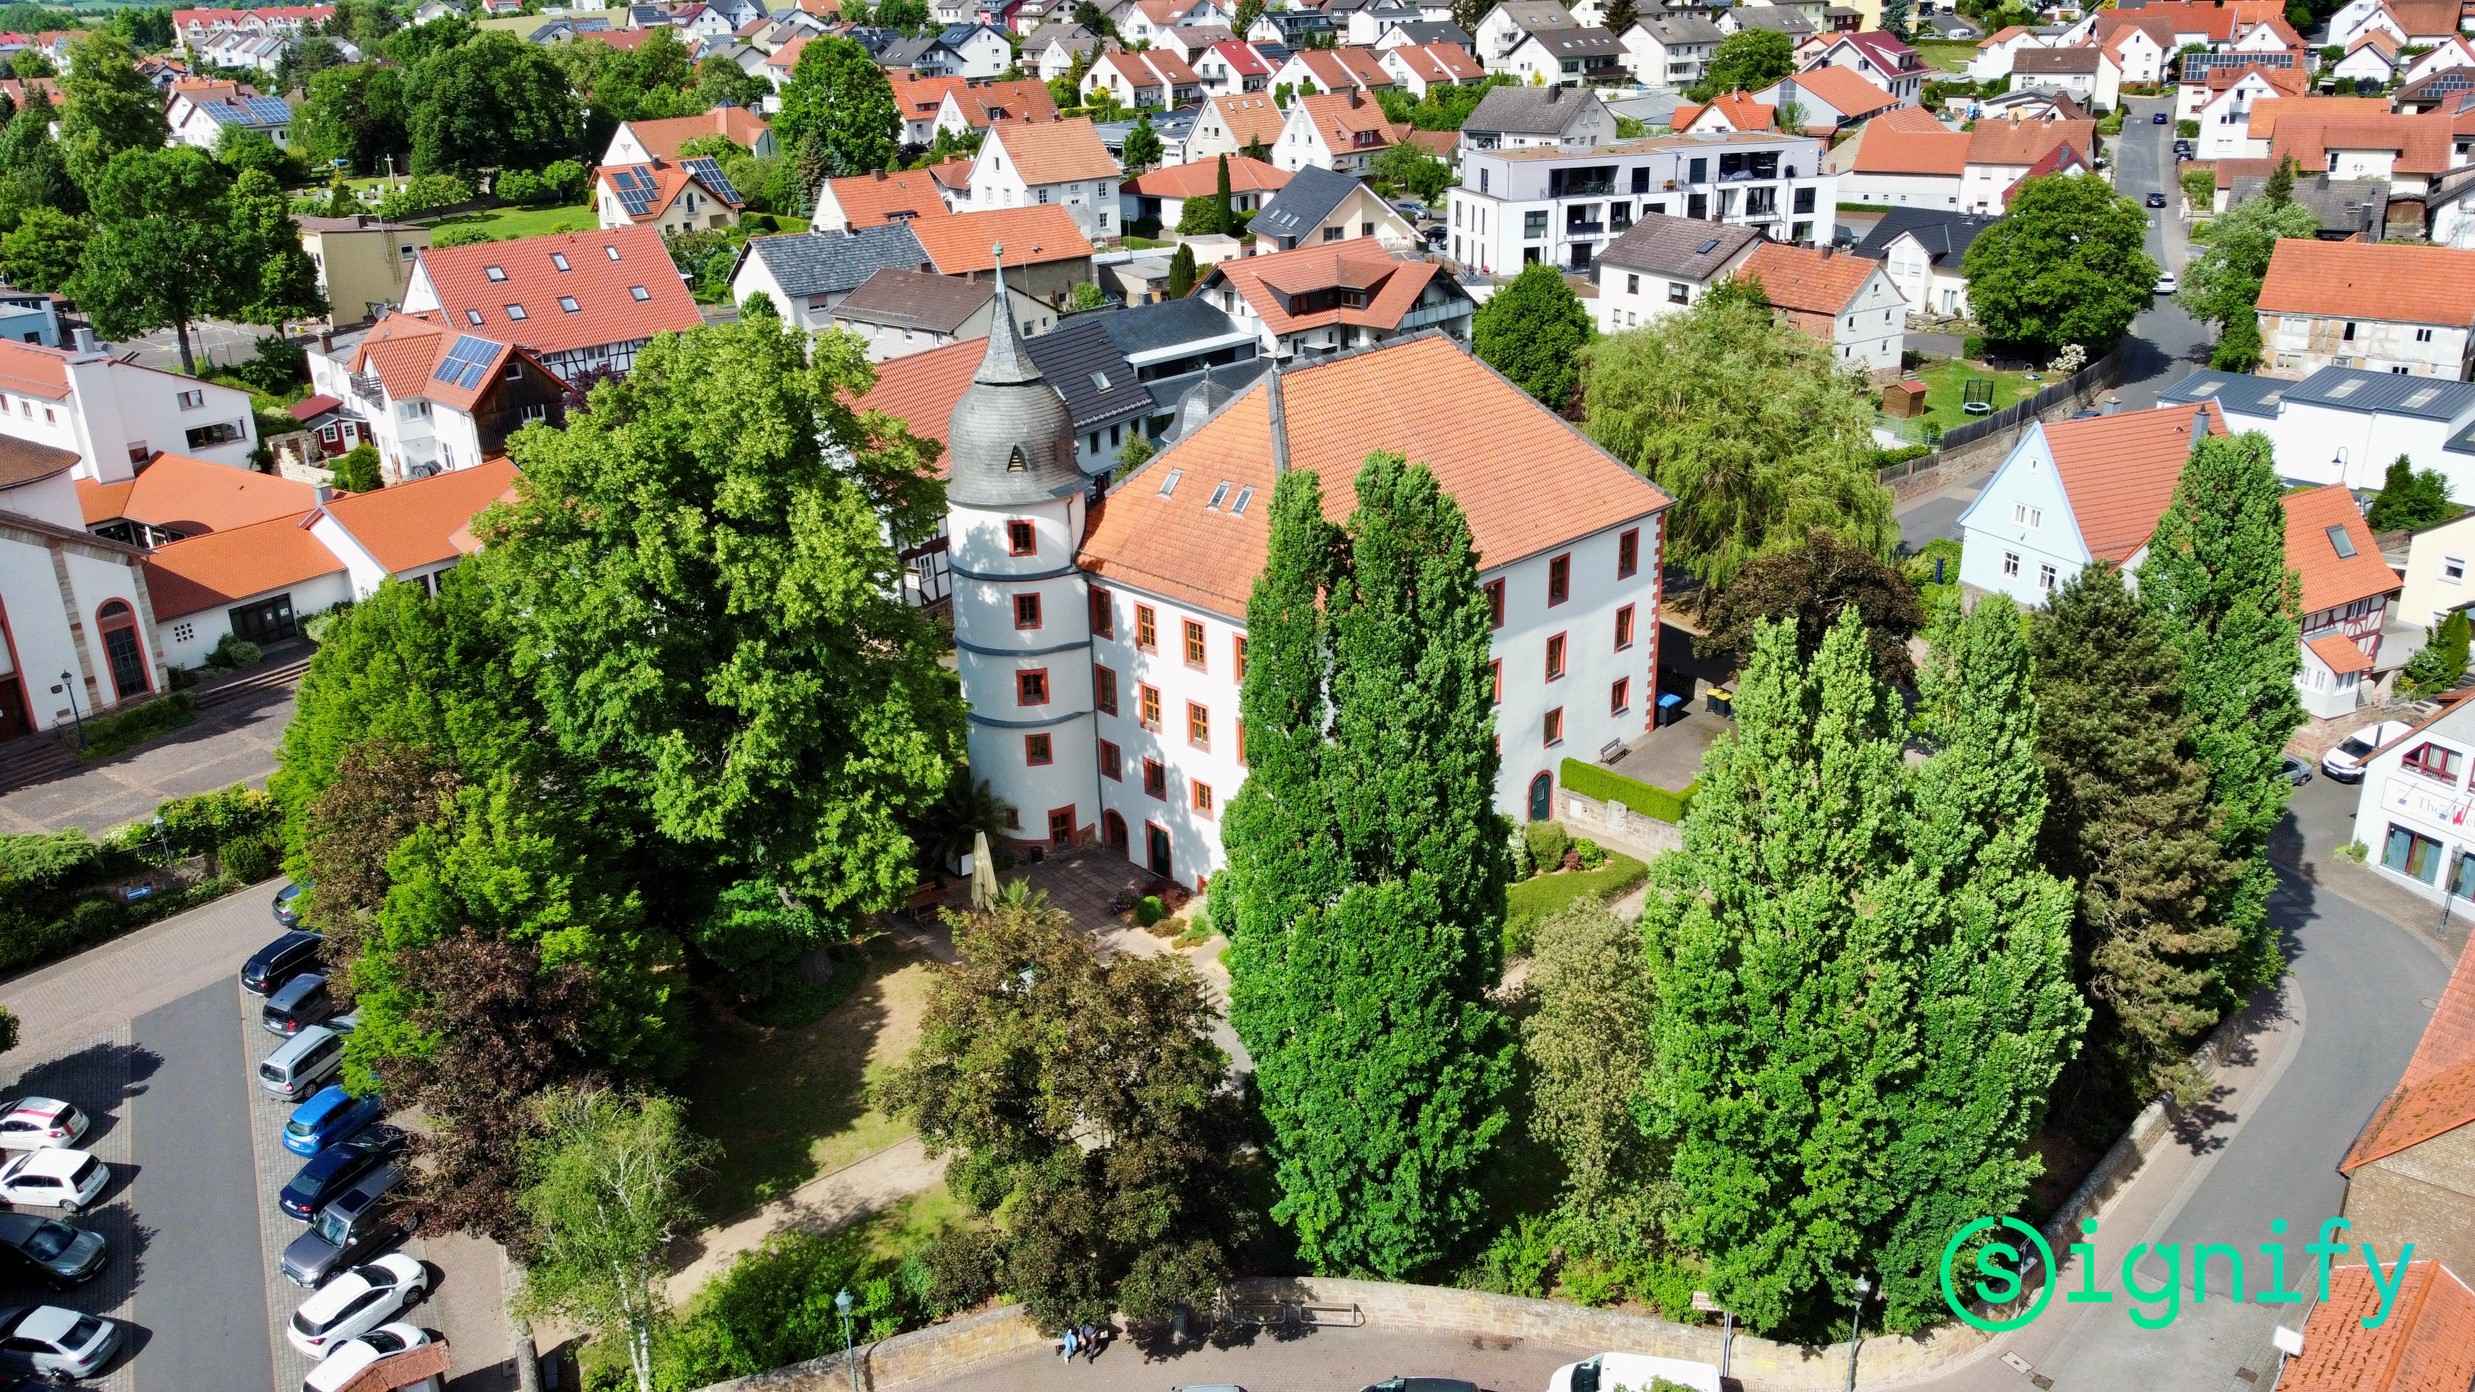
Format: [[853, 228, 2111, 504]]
[[48, 671, 83, 746], [1847, 1273, 1874, 1392], [835, 1286, 857, 1392]]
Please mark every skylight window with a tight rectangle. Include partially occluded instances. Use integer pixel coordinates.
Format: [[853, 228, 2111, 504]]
[[551, 252, 572, 272], [2327, 524, 2357, 558], [630, 285, 651, 301], [607, 245, 623, 262], [2405, 386, 2442, 408], [1207, 481, 1231, 510], [1232, 486, 1254, 515], [1091, 370, 1112, 390], [465, 308, 484, 325], [1159, 468, 1183, 497], [2328, 378, 2365, 400], [484, 265, 507, 282], [505, 304, 528, 320], [2188, 381, 2223, 397], [559, 295, 580, 312]]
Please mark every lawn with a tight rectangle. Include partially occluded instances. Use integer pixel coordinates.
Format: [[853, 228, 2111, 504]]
[[1916, 40, 1977, 73], [1909, 357, 2042, 432], [1504, 851, 1648, 957], [419, 202, 597, 241], [681, 934, 943, 1223]]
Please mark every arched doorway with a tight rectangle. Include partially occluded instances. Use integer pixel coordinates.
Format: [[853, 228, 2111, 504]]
[[1527, 771, 1554, 822], [1103, 811, 1127, 852], [94, 600, 149, 703]]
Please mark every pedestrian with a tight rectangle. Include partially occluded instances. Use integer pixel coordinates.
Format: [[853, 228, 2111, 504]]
[[1081, 1320, 1102, 1362], [1059, 1326, 1077, 1363]]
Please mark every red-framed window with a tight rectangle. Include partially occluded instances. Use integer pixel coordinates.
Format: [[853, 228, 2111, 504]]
[[1089, 588, 1114, 637], [1142, 757, 1166, 800], [2404, 742, 2462, 784], [1093, 665, 1118, 716], [1546, 632, 1567, 681], [94, 599, 149, 702], [1046, 805, 1076, 846], [1484, 578, 1505, 629], [1544, 707, 1565, 747], [1013, 592, 1043, 630], [1099, 739, 1122, 781], [1614, 604, 1635, 651], [1234, 634, 1248, 680], [1139, 683, 1162, 730], [1183, 619, 1207, 668], [1548, 553, 1571, 606], [1490, 658, 1502, 704], [1135, 604, 1158, 652], [1025, 732, 1054, 766], [1192, 779, 1215, 818], [1187, 701, 1211, 750], [1617, 527, 1639, 579], [1006, 519, 1037, 557], [1610, 677, 1629, 715], [1016, 668, 1050, 706]]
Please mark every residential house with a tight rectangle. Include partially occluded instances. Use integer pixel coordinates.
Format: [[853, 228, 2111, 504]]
[[600, 105, 775, 164], [1716, 4, 1817, 42], [0, 338, 259, 480], [1957, 404, 2230, 609], [1118, 0, 1229, 47], [1738, 240, 1903, 374], [830, 267, 1056, 361], [1158, 24, 1242, 65], [812, 168, 953, 233], [1670, 90, 1775, 135], [1267, 44, 1396, 97], [1027, 22, 1103, 79], [964, 118, 1124, 241], [2282, 481, 2399, 716], [2404, 33, 2475, 86], [2256, 240, 2475, 381], [1272, 89, 1407, 175], [1588, 213, 1764, 332], [1248, 165, 1417, 250], [1183, 93, 1290, 162], [305, 313, 567, 482], [1122, 155, 1289, 230], [890, 75, 966, 145], [593, 157, 745, 233], [0, 441, 168, 737], [1620, 14, 1725, 90], [1343, 1, 1419, 44], [1473, 0, 1581, 72], [2218, 168, 2388, 238], [1380, 40, 1484, 96], [401, 226, 704, 381], [170, 4, 332, 54], [2333, 29, 2405, 84], [2158, 365, 2475, 497], [1958, 115, 2095, 212], [1086, 48, 1207, 109], [1449, 130, 1836, 273], [2191, 65, 2314, 161], [1197, 37, 1275, 94], [2253, 109, 2469, 205], [1973, 87, 2091, 123], [933, 78, 1063, 138], [297, 214, 432, 327], [169, 93, 292, 151], [2331, 0, 2468, 47], [730, 223, 932, 330], [1459, 83, 1612, 153], [1801, 29, 1925, 104], [908, 204, 1098, 301], [2006, 45, 2118, 110], [1374, 19, 1476, 53], [2206, 93, 2388, 163], [2385, 507, 2475, 635], [1500, 25, 1628, 86], [928, 22, 1014, 77], [1850, 207, 1994, 322], [2272, 1259, 2475, 1392], [2095, 15, 2172, 84], [2348, 689, 2475, 916], [1751, 66, 1899, 133], [1839, 112, 1968, 207], [1249, 8, 1336, 49], [1097, 107, 1204, 165], [1195, 240, 1473, 358]]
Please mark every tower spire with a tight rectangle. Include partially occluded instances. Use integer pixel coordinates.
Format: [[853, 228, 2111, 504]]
[[976, 241, 1038, 386]]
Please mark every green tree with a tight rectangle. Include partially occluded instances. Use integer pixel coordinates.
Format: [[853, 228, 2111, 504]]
[[1697, 526, 1925, 685], [58, 32, 165, 193], [1176, 158, 1229, 235], [1581, 290, 1893, 588], [2136, 431, 2304, 999], [1166, 240, 1196, 298], [519, 1088, 712, 1392], [69, 146, 236, 374], [2403, 608, 2472, 697], [1689, 29, 1793, 101], [408, 33, 581, 179], [1602, 0, 1640, 36], [2178, 195, 2318, 330], [1369, 140, 1455, 203], [484, 317, 962, 930], [1121, 111, 1162, 170], [1232, 0, 1265, 33], [9, 49, 51, 79], [228, 167, 328, 325], [214, 125, 294, 183], [2031, 562, 2238, 1117], [328, 440, 382, 492], [0, 91, 78, 228], [693, 54, 772, 109], [1221, 457, 1514, 1277], [276, 34, 347, 90], [0, 205, 80, 292], [2263, 153, 2296, 206], [2210, 314, 2263, 372], [880, 898, 1252, 1326], [775, 36, 898, 182], [1961, 173, 2157, 356], [299, 735, 462, 968], [1471, 261, 1592, 410], [296, 64, 412, 175], [1518, 900, 1655, 1224], [107, 6, 173, 50], [2365, 455, 2457, 532]]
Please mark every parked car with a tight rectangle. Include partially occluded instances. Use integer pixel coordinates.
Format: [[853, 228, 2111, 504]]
[[2152, 110, 2170, 123], [0, 1100, 86, 1152], [284, 1086, 386, 1158], [2323, 719, 2415, 780], [2154, 271, 2178, 294], [284, 1254, 429, 1358], [305, 1322, 434, 1392], [260, 1026, 346, 1103], [280, 1128, 405, 1223], [0, 1150, 107, 1215], [0, 1214, 106, 1289], [263, 973, 337, 1037], [243, 930, 324, 995], [272, 880, 311, 928], [1549, 1353, 1723, 1392], [281, 1165, 409, 1288], [2145, 190, 2168, 208], [1360, 1381, 1479, 1392], [2282, 753, 2314, 787], [0, 1306, 120, 1380]]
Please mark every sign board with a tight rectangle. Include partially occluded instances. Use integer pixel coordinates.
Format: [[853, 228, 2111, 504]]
[[1690, 1291, 1723, 1315]]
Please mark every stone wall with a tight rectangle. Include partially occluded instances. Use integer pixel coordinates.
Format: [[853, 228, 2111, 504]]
[[1555, 785, 1684, 859], [690, 1304, 1049, 1392]]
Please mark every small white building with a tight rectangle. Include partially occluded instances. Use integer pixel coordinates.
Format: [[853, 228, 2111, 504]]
[[2283, 481, 2401, 719], [1966, 24, 2047, 84], [963, 117, 1124, 242], [2156, 366, 2475, 500], [1849, 207, 1998, 323], [1620, 14, 1724, 91], [1739, 240, 1906, 376], [169, 92, 291, 151], [1473, 0, 1581, 72], [593, 157, 744, 234], [0, 441, 164, 738], [1272, 89, 1404, 175], [1459, 82, 1612, 153], [2350, 692, 2475, 906], [1588, 213, 1763, 333], [1957, 404, 2229, 608], [0, 338, 259, 481]]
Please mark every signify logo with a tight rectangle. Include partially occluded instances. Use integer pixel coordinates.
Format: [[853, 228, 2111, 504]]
[[1939, 1215, 2415, 1332]]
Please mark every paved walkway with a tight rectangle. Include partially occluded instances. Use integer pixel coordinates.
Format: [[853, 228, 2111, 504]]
[[0, 655, 304, 835]]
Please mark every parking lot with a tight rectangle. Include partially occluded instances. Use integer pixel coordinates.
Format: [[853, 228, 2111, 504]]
[[0, 885, 510, 1390]]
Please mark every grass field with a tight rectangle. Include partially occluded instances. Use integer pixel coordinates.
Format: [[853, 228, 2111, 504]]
[[1916, 40, 1977, 73], [1911, 357, 2041, 431], [420, 202, 598, 240]]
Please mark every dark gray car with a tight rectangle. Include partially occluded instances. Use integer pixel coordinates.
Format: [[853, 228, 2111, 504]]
[[0, 1215, 104, 1290], [280, 1165, 408, 1288], [262, 973, 335, 1037]]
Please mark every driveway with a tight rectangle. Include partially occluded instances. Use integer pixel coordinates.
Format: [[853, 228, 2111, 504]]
[[0, 674, 298, 837], [105, 321, 280, 376]]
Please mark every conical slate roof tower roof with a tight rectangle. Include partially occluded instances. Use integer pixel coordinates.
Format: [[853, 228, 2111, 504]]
[[944, 247, 1078, 508]]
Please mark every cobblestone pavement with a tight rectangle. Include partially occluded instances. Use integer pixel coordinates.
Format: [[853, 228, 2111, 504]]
[[0, 692, 294, 836]]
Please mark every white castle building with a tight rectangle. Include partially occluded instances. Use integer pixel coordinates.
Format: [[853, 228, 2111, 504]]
[[944, 260, 1675, 889]]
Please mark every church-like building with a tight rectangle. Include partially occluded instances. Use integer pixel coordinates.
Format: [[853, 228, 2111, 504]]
[[944, 261, 1675, 889]]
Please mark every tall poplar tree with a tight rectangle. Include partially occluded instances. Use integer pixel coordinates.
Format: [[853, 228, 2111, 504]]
[[2032, 563, 2236, 1116], [2136, 430, 2303, 999], [1221, 454, 1513, 1279]]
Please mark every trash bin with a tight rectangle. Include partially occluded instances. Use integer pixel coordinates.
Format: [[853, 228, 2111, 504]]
[[1656, 692, 1685, 728], [1707, 685, 1735, 718]]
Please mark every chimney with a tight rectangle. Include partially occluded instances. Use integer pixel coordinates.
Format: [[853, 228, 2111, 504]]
[[1349, 86, 1363, 107], [314, 482, 336, 503], [70, 326, 100, 356]]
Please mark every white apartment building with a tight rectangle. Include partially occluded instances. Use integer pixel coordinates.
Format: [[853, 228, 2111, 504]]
[[2158, 366, 2475, 500], [0, 337, 259, 483], [1446, 130, 1836, 275]]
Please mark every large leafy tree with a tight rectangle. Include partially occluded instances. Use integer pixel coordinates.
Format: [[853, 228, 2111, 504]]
[[229, 167, 328, 324], [69, 146, 236, 374], [299, 736, 464, 973], [2030, 563, 2236, 1118], [1222, 457, 1514, 1278], [0, 91, 80, 228], [1472, 260, 1592, 410], [1121, 111, 1162, 171], [408, 33, 581, 178], [58, 32, 165, 192], [775, 36, 898, 183], [1519, 900, 1657, 1226], [2178, 196, 2318, 331], [296, 64, 412, 175], [1689, 29, 1793, 100], [2365, 454, 2457, 532], [1640, 609, 2081, 1336], [482, 317, 962, 932], [2137, 431, 2304, 998], [1961, 174, 2157, 356], [0, 205, 80, 293], [1697, 526, 1925, 685], [1582, 291, 1893, 588], [880, 897, 1252, 1326]]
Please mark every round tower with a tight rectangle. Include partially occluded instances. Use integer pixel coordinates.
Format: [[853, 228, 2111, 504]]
[[945, 250, 1096, 854]]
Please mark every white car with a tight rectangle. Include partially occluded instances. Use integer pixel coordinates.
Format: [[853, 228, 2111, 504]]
[[1547, 1353, 1723, 1392], [0, 1098, 87, 1151], [2323, 719, 2415, 781], [286, 1254, 429, 1359], [304, 1320, 433, 1392], [0, 1304, 122, 1379], [0, 1149, 108, 1214], [2155, 271, 2179, 294]]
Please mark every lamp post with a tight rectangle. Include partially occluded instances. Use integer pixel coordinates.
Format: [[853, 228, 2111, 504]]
[[1847, 1273, 1874, 1392], [49, 671, 83, 747], [835, 1286, 857, 1392]]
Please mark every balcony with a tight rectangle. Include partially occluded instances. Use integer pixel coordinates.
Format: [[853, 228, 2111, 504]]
[[1564, 220, 1606, 236]]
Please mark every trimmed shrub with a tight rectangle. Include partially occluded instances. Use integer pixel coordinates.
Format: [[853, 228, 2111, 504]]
[[207, 634, 264, 670], [73, 692, 195, 760], [1521, 819, 1570, 873], [1134, 894, 1166, 926], [1559, 758, 1695, 823], [1962, 334, 1986, 359], [1573, 838, 1608, 870], [1503, 851, 1648, 958]]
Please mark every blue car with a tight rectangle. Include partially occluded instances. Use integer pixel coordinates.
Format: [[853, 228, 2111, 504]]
[[282, 1086, 383, 1158], [277, 1127, 404, 1222]]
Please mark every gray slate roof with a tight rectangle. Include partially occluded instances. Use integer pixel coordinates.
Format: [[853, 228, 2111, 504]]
[[1025, 21, 1102, 53], [833, 268, 1003, 334], [1849, 208, 2000, 265], [877, 33, 940, 66], [1466, 83, 1602, 134], [1492, 0, 1583, 34], [2013, 46, 2099, 72], [742, 225, 927, 298], [2283, 367, 2475, 422], [1251, 165, 1366, 240], [1094, 297, 1249, 359], [1386, 19, 1473, 44], [1158, 357, 1269, 439], [1021, 315, 1157, 428], [2156, 369, 2295, 419], [1525, 24, 1625, 55], [1595, 212, 1763, 279], [2226, 173, 2388, 239], [947, 268, 1079, 507], [1641, 13, 1724, 43], [1726, 6, 1813, 33]]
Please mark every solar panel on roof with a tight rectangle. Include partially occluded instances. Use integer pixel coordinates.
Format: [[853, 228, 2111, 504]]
[[432, 333, 498, 391], [610, 166, 661, 218], [683, 156, 743, 206], [1695, 237, 1721, 254]]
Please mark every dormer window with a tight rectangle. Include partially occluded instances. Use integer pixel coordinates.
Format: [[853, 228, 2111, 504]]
[[1007, 445, 1028, 473]]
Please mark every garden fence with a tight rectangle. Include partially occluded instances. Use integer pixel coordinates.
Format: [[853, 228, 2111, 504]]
[[1876, 344, 2126, 483]]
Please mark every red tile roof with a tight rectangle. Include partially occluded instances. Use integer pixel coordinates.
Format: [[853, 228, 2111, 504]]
[[2203, 61, 2309, 96], [346, 312, 533, 414], [2256, 239, 2475, 326], [0, 340, 71, 399], [1291, 89, 1404, 156], [1965, 115, 2095, 166], [317, 457, 520, 574], [2283, 1262, 2475, 1392], [1387, 40, 1482, 84], [2283, 483, 2398, 615], [1786, 65, 1897, 120], [1079, 336, 1669, 619], [1208, 93, 1288, 148], [925, 157, 974, 193], [1852, 120, 1967, 175], [2307, 632, 2377, 675], [2268, 110, 2461, 176], [1202, 241, 1445, 337], [1124, 154, 1289, 200], [889, 73, 965, 123], [1738, 243, 1884, 333], [907, 205, 1094, 275], [819, 167, 950, 230], [620, 105, 771, 159], [142, 510, 340, 619], [985, 116, 1120, 185], [75, 453, 322, 534], [1674, 90, 1775, 132], [944, 77, 1059, 129], [2042, 403, 2229, 563], [848, 336, 981, 472], [2246, 94, 2389, 139], [1211, 39, 1272, 77], [414, 226, 701, 355], [2345, 926, 2475, 1173], [1289, 45, 1393, 90], [2383, 0, 2467, 35]]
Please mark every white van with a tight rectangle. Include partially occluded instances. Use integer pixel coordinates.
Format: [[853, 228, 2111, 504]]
[[1547, 1353, 1723, 1392], [259, 1026, 345, 1102]]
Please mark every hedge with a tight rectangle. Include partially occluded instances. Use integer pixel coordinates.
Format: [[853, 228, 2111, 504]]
[[1503, 851, 1648, 958], [1558, 758, 1696, 824]]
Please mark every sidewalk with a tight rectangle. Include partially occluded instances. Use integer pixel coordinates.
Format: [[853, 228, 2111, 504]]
[[662, 1138, 947, 1305], [0, 653, 306, 834]]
